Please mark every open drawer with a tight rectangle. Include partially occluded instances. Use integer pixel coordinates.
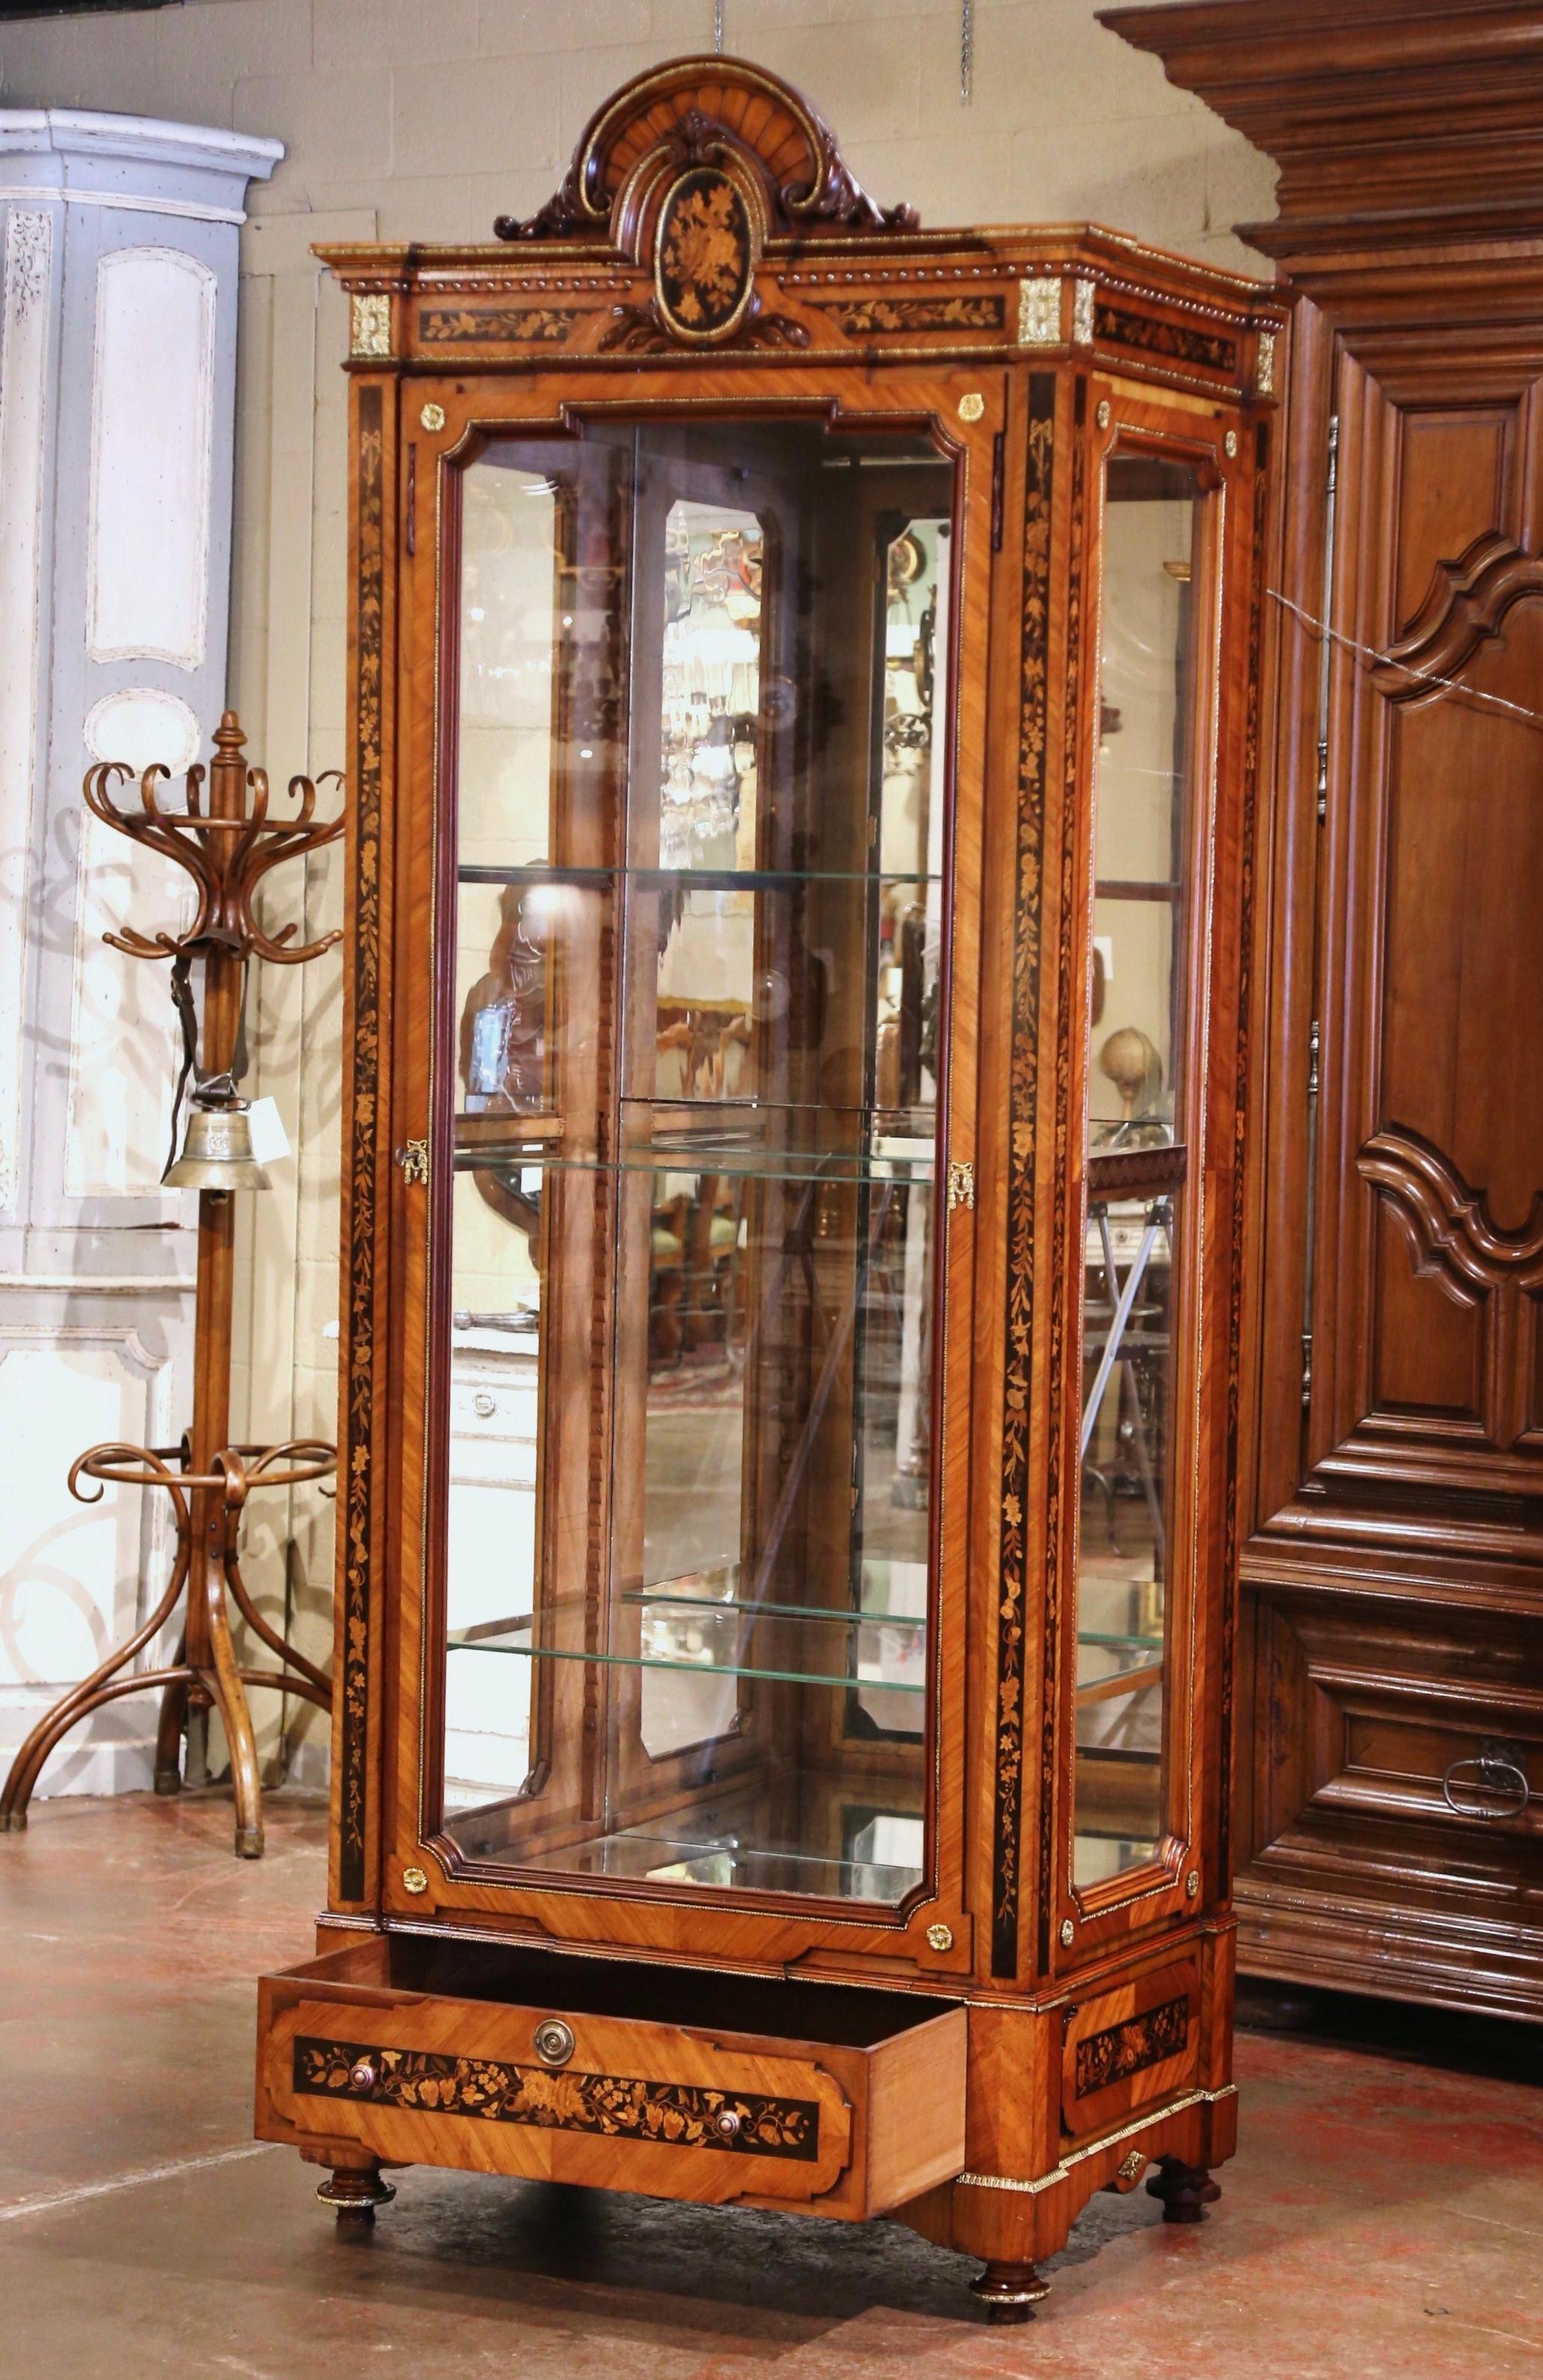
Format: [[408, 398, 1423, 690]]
[[256, 1933, 966, 2219]]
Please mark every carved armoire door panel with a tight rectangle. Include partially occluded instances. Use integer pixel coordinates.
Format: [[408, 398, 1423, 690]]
[[1103, 0, 1543, 2019], [1305, 346, 1543, 1508]]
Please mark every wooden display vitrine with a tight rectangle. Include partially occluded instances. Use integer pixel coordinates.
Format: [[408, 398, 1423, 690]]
[[254, 57, 1286, 2319]]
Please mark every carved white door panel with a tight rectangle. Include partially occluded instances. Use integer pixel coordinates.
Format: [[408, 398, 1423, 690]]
[[0, 111, 280, 1795]]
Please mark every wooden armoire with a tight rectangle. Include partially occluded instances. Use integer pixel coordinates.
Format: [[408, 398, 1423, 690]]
[[1105, 0, 1543, 2019]]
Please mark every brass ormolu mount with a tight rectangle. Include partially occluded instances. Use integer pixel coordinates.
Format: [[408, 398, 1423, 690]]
[[0, 713, 344, 1857]]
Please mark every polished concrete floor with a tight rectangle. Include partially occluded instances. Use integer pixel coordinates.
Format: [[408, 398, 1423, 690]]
[[2, 1790, 1542, 2377]]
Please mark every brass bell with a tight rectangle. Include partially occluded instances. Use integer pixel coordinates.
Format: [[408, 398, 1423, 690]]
[[164, 1095, 271, 1192]]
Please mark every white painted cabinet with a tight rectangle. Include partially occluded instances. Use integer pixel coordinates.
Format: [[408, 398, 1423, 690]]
[[443, 1321, 540, 1809], [0, 111, 279, 1795]]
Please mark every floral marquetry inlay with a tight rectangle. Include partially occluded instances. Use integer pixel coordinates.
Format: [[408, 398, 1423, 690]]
[[1094, 301, 1237, 373], [1072, 1995, 1189, 2098], [992, 376, 1057, 1977], [337, 385, 385, 1903], [819, 293, 1006, 336], [420, 305, 582, 345], [654, 165, 756, 342], [294, 2037, 822, 2160]]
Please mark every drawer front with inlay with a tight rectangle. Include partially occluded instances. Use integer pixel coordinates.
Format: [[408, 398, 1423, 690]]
[[256, 1940, 967, 2219], [290, 2028, 825, 2165]]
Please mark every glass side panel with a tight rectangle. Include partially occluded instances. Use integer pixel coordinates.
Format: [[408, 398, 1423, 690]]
[[439, 418, 953, 1906], [1072, 446, 1209, 1892]]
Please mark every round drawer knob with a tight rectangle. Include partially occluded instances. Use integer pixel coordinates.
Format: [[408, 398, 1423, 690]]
[[473, 1392, 497, 1417], [348, 2058, 376, 2092], [712, 2107, 742, 2141], [533, 2017, 575, 2069]]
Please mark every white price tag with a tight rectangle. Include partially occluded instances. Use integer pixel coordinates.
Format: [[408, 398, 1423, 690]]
[[245, 1097, 291, 1166]]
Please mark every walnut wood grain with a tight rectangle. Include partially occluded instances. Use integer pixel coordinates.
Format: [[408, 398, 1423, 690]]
[[1103, 0, 1543, 2020], [266, 49, 1283, 2314], [1060, 1960, 1200, 2137], [257, 1936, 965, 2218]]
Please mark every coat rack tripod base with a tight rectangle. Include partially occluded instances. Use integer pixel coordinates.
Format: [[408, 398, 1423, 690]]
[[0, 1438, 336, 1856], [0, 713, 344, 1859]]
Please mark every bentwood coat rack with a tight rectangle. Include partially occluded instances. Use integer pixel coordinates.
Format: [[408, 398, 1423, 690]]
[[0, 714, 343, 1857]]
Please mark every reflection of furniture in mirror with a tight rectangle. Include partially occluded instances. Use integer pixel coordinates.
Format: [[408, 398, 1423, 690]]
[[1072, 436, 1209, 1894], [254, 55, 1285, 2317], [444, 1311, 540, 1808], [1099, 1025, 1160, 1121]]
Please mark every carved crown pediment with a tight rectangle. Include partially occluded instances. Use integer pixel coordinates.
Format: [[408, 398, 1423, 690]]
[[495, 54, 917, 252]]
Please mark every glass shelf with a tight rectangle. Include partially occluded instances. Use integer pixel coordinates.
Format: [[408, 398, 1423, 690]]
[[483, 1809, 925, 1902], [444, 1629, 927, 1698], [451, 1131, 936, 1187], [626, 1589, 926, 1632], [457, 863, 944, 890]]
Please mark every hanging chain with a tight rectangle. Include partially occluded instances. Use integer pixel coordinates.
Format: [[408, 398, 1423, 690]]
[[714, 0, 724, 55], [961, 0, 974, 103]]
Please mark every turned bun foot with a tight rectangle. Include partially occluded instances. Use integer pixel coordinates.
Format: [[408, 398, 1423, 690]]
[[1146, 2156, 1221, 2224], [970, 2260, 1050, 2323], [317, 2168, 396, 2230]]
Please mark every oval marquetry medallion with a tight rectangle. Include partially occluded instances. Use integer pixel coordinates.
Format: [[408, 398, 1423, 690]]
[[654, 166, 755, 343]]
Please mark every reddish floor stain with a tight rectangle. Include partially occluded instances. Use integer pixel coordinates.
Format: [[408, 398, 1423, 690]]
[[1, 1790, 1541, 2379]]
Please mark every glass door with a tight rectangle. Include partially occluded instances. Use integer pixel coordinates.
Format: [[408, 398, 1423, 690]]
[[431, 404, 962, 1914], [1069, 400, 1225, 1909]]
